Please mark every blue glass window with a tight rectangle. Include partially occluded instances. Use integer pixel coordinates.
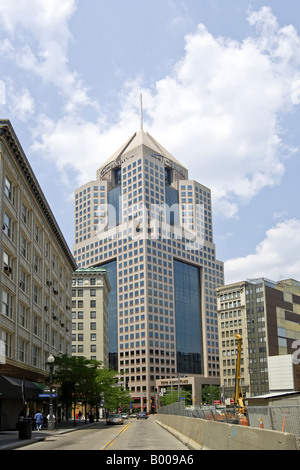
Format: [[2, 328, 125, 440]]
[[165, 185, 179, 225], [108, 185, 121, 227], [97, 260, 118, 371], [174, 260, 203, 374]]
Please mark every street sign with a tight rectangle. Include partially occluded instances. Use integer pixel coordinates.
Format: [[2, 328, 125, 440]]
[[43, 387, 56, 393], [38, 393, 57, 398]]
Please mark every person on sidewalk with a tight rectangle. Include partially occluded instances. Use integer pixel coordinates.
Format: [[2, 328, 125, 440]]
[[34, 410, 43, 431]]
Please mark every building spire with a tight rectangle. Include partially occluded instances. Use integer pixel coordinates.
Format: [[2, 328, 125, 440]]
[[139, 93, 143, 131]]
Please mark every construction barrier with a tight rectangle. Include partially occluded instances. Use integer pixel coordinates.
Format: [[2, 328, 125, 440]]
[[156, 414, 297, 450]]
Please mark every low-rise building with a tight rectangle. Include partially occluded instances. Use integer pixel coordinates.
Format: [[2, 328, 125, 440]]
[[71, 267, 110, 367]]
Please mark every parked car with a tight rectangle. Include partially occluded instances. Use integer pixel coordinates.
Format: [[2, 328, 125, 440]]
[[137, 412, 148, 419], [130, 413, 137, 418], [106, 413, 123, 425], [121, 413, 129, 419]]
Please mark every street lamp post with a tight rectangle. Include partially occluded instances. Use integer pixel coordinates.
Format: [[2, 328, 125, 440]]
[[47, 354, 55, 430]]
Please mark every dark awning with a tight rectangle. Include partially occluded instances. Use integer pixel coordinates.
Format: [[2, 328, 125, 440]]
[[0, 376, 43, 400]]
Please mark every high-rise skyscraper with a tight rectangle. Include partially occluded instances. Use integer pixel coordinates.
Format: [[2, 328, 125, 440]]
[[73, 122, 223, 411]]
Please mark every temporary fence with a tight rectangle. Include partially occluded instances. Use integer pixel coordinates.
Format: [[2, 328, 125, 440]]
[[246, 405, 300, 450], [185, 405, 242, 424], [159, 403, 243, 424]]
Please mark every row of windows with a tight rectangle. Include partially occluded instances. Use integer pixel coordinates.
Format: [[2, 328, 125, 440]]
[[3, 330, 69, 366], [1, 301, 69, 338], [72, 345, 98, 353], [119, 340, 175, 350], [75, 185, 106, 197], [72, 289, 98, 296], [75, 232, 219, 264], [72, 300, 97, 308], [72, 277, 97, 286], [3, 212, 65, 276], [4, 178, 66, 270], [72, 311, 98, 319], [219, 310, 242, 319], [219, 291, 241, 301], [72, 323, 99, 331], [2, 288, 69, 324], [219, 300, 242, 309], [72, 331, 99, 338]]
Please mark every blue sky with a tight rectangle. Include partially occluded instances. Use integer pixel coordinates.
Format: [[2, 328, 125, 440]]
[[0, 0, 300, 284]]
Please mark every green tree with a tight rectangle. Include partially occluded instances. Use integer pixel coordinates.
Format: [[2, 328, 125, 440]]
[[160, 388, 192, 406], [52, 354, 132, 420], [95, 368, 131, 412], [201, 385, 221, 404], [52, 354, 96, 424]]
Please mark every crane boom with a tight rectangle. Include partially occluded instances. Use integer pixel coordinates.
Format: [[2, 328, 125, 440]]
[[233, 334, 247, 414]]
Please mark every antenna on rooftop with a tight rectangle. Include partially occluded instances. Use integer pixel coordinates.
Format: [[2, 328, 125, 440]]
[[139, 93, 143, 131]]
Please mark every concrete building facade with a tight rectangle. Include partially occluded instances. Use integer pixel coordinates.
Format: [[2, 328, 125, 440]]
[[0, 120, 77, 429], [71, 267, 110, 367], [73, 126, 224, 411], [216, 278, 300, 401]]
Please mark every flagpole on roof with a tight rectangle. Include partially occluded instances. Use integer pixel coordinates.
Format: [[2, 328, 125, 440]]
[[139, 93, 143, 131]]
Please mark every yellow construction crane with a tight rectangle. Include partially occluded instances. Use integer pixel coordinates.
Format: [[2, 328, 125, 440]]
[[233, 334, 247, 417]]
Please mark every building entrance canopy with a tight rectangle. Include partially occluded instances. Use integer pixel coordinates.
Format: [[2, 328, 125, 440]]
[[0, 376, 44, 400]]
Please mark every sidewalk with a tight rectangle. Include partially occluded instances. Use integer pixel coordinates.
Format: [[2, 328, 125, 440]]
[[0, 419, 101, 450]]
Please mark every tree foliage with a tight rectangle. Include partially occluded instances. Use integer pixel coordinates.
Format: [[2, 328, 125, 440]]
[[201, 385, 221, 404], [51, 354, 131, 416], [160, 388, 192, 406]]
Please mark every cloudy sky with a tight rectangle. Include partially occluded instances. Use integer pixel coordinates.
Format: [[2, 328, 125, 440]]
[[0, 0, 300, 284]]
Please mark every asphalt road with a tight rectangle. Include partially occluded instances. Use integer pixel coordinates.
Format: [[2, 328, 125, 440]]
[[17, 415, 188, 451]]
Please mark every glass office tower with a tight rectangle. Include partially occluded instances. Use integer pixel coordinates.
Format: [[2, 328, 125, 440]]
[[73, 128, 223, 411]]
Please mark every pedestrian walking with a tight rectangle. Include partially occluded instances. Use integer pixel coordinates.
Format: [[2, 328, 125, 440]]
[[34, 410, 43, 431]]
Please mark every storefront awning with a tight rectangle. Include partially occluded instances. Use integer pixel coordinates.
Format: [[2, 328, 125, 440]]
[[0, 376, 43, 400]]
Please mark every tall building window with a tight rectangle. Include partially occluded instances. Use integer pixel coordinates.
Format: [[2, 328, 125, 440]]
[[2, 290, 13, 318], [4, 176, 14, 203], [174, 260, 203, 374], [3, 213, 13, 241], [114, 167, 121, 185], [165, 185, 179, 226], [98, 260, 118, 370], [108, 185, 121, 227]]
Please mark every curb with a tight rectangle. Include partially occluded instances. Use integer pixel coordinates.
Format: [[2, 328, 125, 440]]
[[1, 421, 101, 450], [156, 419, 203, 451]]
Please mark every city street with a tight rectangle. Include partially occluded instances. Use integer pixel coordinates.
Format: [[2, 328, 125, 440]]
[[17, 415, 188, 451]]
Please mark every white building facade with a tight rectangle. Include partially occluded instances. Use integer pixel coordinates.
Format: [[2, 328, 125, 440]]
[[72, 267, 110, 367]]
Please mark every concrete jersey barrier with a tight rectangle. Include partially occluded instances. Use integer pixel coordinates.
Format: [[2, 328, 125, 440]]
[[157, 414, 297, 450]]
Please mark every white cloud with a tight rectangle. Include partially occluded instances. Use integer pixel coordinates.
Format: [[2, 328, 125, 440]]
[[29, 112, 139, 188], [7, 85, 35, 121], [224, 219, 300, 284], [31, 6, 300, 217], [0, 0, 95, 112], [141, 8, 300, 215], [2, 5, 300, 222], [0, 80, 6, 105], [0, 0, 75, 45]]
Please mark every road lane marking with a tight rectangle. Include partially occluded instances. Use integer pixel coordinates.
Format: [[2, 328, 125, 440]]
[[101, 422, 132, 449]]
